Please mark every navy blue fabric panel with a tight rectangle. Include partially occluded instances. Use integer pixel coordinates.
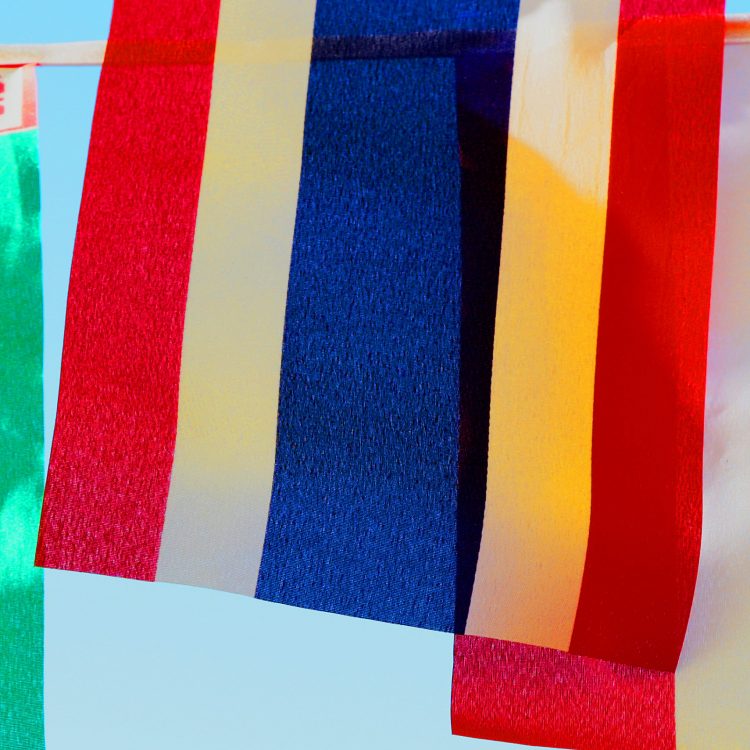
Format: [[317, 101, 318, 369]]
[[314, 0, 518, 37], [256, 56, 463, 631]]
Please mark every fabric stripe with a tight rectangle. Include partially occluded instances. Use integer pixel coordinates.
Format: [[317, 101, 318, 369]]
[[465, 0, 620, 648], [452, 636, 675, 750], [36, 0, 220, 579], [155, 2, 317, 594], [255, 54, 464, 630], [675, 39, 750, 749], [569, 0, 725, 672], [255, 0, 520, 631], [312, 30, 515, 59], [0, 67, 44, 750]]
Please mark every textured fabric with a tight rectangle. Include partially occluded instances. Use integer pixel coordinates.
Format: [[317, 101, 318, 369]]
[[465, 0, 620, 649], [675, 39, 750, 749], [0, 66, 44, 750], [36, 0, 221, 579], [452, 0, 726, 747], [453, 637, 676, 750], [37, 0, 521, 633]]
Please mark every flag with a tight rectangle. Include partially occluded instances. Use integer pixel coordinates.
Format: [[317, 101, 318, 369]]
[[0, 64, 45, 750], [33, 1, 747, 747], [35, 0, 521, 633]]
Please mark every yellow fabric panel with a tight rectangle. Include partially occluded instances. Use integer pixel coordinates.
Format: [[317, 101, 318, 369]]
[[466, 0, 619, 649], [156, 0, 316, 594], [676, 42, 750, 750]]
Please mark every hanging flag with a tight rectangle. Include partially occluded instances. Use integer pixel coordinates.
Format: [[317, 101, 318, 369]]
[[0, 64, 45, 750], [33, 3, 747, 747], [452, 0, 731, 748], [35, 0, 522, 633]]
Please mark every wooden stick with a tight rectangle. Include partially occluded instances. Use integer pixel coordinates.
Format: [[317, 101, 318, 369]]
[[1, 15, 749, 66]]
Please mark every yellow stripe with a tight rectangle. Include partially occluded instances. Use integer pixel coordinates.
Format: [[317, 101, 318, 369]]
[[465, 0, 620, 648], [156, 0, 316, 594], [676, 41, 750, 750]]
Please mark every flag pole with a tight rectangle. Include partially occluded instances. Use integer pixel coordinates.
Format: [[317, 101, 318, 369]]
[[1, 15, 749, 66]]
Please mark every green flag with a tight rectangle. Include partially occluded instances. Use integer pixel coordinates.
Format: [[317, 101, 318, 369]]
[[0, 65, 44, 750]]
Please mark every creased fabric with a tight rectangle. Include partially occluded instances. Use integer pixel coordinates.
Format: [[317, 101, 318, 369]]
[[37, 0, 522, 633], [452, 0, 726, 747], [35, 0, 221, 579], [255, 0, 518, 629], [32, 4, 748, 747], [675, 38, 750, 750]]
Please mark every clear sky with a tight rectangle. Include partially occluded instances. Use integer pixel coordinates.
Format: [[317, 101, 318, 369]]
[[5, 2, 750, 748]]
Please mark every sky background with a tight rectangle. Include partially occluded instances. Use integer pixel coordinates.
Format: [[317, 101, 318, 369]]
[[5, 2, 750, 748]]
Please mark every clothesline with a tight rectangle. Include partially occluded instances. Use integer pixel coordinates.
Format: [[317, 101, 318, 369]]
[[1, 15, 749, 66]]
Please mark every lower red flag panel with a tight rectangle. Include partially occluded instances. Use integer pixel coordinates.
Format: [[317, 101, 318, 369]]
[[452, 636, 675, 750]]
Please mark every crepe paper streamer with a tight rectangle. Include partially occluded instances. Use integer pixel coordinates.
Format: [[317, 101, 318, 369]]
[[465, 0, 620, 650], [453, 637, 676, 750], [453, 46, 515, 632], [675, 39, 750, 749], [253, 53, 463, 629], [37, 0, 521, 631], [36, 0, 221, 579], [0, 43, 107, 67], [0, 65, 45, 750]]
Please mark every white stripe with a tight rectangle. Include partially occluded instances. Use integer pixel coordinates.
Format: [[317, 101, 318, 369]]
[[676, 40, 750, 750]]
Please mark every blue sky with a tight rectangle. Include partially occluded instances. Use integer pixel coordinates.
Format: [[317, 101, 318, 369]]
[[5, 2, 750, 748]]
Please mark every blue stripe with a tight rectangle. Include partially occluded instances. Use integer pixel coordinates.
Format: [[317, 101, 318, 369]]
[[454, 45, 515, 632], [313, 0, 518, 36]]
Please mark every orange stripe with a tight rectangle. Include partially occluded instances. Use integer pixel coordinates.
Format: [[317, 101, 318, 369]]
[[466, 0, 620, 648]]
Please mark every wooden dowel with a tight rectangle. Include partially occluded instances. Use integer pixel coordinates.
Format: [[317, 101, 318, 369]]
[[1, 15, 749, 66]]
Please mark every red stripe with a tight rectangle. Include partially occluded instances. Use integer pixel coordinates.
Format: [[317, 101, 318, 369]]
[[452, 636, 675, 750], [35, 0, 220, 579], [569, 0, 725, 672]]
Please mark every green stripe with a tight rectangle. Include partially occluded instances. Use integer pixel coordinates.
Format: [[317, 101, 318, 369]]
[[0, 128, 45, 749]]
